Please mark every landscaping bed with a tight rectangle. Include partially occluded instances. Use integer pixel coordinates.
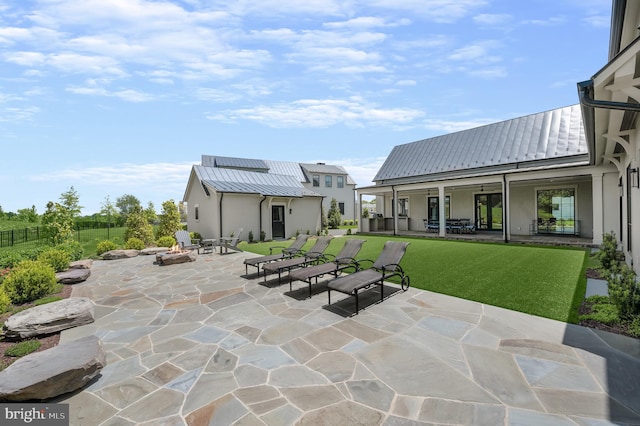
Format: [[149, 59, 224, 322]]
[[0, 284, 72, 370]]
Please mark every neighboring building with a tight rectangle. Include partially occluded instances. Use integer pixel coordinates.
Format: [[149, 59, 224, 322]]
[[182, 155, 355, 240], [358, 0, 640, 276]]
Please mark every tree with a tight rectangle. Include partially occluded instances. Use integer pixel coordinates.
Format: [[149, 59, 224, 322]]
[[327, 198, 342, 229], [156, 200, 182, 239], [16, 205, 38, 223], [99, 196, 119, 225], [59, 186, 83, 218], [41, 202, 74, 244], [116, 194, 141, 226], [124, 205, 154, 245], [145, 201, 158, 224], [0, 205, 4, 219], [178, 201, 187, 222]]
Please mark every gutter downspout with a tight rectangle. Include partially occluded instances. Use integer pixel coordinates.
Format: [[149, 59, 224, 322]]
[[577, 80, 640, 112], [259, 196, 267, 239], [218, 193, 224, 238]]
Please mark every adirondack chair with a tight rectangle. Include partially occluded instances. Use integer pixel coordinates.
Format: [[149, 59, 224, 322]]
[[219, 227, 243, 254], [175, 230, 201, 254]]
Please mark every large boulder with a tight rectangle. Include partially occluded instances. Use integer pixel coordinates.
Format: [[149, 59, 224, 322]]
[[0, 335, 106, 401], [56, 268, 91, 284], [1, 297, 95, 340], [69, 259, 93, 269], [101, 249, 139, 260]]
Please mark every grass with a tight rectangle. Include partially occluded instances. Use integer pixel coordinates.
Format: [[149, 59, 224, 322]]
[[239, 235, 588, 323]]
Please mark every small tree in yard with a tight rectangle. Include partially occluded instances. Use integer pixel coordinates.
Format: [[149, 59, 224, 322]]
[[124, 205, 154, 245], [41, 201, 74, 245], [328, 198, 341, 229], [156, 200, 182, 240]]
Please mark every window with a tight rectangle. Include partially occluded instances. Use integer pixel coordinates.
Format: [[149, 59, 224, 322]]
[[325, 175, 332, 187], [313, 175, 320, 187], [337, 176, 344, 188], [428, 196, 450, 220], [536, 188, 575, 234], [338, 202, 345, 215], [194, 205, 199, 221], [398, 198, 409, 216]]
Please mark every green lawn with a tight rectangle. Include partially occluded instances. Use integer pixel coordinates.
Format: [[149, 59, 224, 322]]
[[239, 235, 588, 323]]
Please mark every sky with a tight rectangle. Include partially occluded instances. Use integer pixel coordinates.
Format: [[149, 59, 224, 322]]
[[0, 0, 612, 215]]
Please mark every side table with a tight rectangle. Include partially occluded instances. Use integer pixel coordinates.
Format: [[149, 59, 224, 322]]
[[201, 239, 216, 254]]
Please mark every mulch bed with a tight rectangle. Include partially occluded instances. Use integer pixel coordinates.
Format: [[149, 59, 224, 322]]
[[0, 284, 72, 369]]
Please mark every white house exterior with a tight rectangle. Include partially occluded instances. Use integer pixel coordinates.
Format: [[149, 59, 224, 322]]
[[578, 0, 640, 273], [300, 162, 357, 223], [183, 155, 355, 241]]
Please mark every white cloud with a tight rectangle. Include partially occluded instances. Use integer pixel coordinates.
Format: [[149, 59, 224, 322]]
[[423, 117, 495, 133], [473, 13, 512, 26], [207, 97, 425, 128], [583, 15, 609, 28], [368, 0, 488, 23], [0, 105, 40, 122], [522, 16, 567, 26], [66, 85, 155, 102]]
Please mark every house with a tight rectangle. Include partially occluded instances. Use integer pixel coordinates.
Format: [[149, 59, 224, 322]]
[[358, 0, 640, 275], [577, 0, 640, 273], [358, 105, 608, 242], [182, 155, 356, 241]]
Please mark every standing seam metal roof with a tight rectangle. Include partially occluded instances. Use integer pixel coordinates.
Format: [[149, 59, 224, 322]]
[[373, 105, 587, 182], [194, 166, 322, 197]]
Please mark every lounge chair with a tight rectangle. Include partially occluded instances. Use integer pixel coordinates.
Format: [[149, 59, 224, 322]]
[[262, 236, 333, 284], [219, 227, 243, 254], [326, 241, 410, 315], [288, 238, 365, 298], [243, 234, 310, 275], [175, 230, 201, 254]]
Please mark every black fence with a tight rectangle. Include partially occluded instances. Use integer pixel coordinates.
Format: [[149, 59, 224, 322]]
[[0, 222, 122, 248]]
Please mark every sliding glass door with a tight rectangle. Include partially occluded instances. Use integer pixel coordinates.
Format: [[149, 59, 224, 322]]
[[475, 193, 502, 231], [536, 188, 575, 234]]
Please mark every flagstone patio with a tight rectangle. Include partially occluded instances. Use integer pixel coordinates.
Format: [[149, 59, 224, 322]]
[[57, 250, 640, 425]]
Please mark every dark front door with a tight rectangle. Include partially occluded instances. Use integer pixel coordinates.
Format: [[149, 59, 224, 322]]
[[272, 206, 285, 238], [475, 193, 502, 231]]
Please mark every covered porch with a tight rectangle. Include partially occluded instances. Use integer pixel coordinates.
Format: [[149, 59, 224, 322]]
[[358, 167, 605, 247]]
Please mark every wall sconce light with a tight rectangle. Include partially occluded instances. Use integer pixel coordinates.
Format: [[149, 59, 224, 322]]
[[630, 168, 639, 188], [289, 208, 292, 214]]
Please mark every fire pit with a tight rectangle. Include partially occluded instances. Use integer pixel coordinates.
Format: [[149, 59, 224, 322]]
[[156, 246, 197, 265]]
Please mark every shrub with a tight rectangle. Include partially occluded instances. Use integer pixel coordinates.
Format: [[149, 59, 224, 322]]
[[156, 236, 176, 248], [579, 296, 620, 325], [4, 340, 41, 357], [346, 228, 352, 235], [190, 231, 202, 241], [260, 231, 266, 242], [0, 286, 10, 313], [248, 230, 254, 243], [37, 248, 71, 272], [2, 260, 57, 304], [596, 232, 623, 272], [125, 237, 145, 250], [155, 200, 182, 239], [628, 316, 640, 338], [56, 241, 84, 261], [607, 262, 640, 319], [124, 205, 155, 245], [96, 240, 118, 256]]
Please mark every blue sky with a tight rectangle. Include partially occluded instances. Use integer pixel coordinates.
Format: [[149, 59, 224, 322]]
[[1, 0, 611, 215]]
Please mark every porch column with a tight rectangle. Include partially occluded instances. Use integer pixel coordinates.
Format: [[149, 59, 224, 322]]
[[358, 192, 363, 233], [502, 175, 508, 243], [592, 172, 604, 245], [392, 186, 398, 236], [438, 185, 446, 237]]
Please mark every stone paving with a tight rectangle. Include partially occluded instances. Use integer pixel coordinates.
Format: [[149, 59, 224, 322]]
[[57, 250, 640, 425]]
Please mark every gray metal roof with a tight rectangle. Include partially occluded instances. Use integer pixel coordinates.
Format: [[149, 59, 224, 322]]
[[264, 160, 306, 182], [194, 166, 322, 197], [373, 105, 588, 183]]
